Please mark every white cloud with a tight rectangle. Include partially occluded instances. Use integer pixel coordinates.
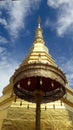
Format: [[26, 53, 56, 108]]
[[47, 0, 71, 8], [0, 46, 19, 96], [0, 46, 6, 54], [7, 0, 28, 38], [0, 0, 41, 39], [47, 0, 73, 36], [0, 60, 18, 96], [0, 45, 19, 96], [44, 17, 56, 30], [0, 46, 15, 96], [0, 46, 7, 65], [0, 18, 7, 26], [44, 18, 52, 27], [0, 36, 8, 44], [57, 57, 73, 88], [0, 11, 2, 16], [67, 74, 73, 87]]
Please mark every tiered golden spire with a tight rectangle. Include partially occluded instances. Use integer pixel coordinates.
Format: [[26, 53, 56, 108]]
[[34, 17, 44, 44], [20, 17, 57, 66]]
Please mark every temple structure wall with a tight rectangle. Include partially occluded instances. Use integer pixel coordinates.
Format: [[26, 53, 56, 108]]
[[0, 84, 73, 130]]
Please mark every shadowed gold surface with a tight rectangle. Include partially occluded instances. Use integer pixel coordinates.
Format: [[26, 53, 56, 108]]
[[1, 106, 73, 130]]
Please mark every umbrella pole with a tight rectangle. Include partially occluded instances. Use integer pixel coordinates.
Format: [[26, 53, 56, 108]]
[[35, 96, 41, 130]]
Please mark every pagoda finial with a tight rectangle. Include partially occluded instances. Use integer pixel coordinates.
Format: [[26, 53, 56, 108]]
[[38, 16, 41, 24], [38, 16, 41, 28], [34, 16, 44, 44]]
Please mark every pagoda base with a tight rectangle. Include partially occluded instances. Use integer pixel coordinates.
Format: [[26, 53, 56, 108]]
[[1, 106, 73, 130]]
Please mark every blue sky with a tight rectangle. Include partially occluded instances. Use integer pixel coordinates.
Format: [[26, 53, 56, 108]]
[[0, 0, 73, 96]]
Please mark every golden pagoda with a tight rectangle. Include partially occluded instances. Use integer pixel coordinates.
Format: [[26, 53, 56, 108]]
[[0, 18, 73, 130]]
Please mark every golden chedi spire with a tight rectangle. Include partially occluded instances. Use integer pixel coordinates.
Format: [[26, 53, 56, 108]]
[[20, 17, 57, 67], [34, 17, 44, 44]]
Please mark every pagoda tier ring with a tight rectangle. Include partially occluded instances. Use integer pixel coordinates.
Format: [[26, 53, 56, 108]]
[[13, 62, 66, 103]]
